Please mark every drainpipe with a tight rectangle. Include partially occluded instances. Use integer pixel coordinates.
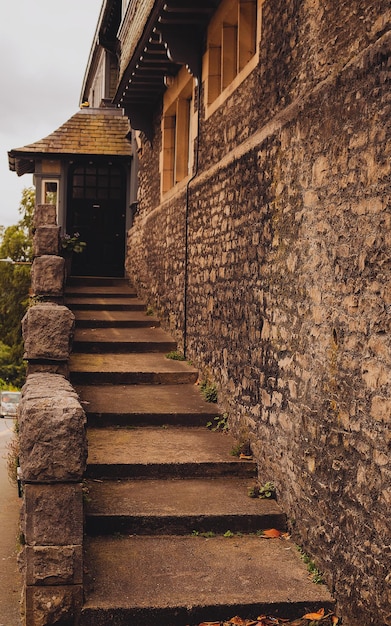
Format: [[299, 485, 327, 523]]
[[183, 76, 201, 359]]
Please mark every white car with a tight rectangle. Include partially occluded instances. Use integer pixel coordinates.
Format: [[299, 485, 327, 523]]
[[0, 391, 21, 418]]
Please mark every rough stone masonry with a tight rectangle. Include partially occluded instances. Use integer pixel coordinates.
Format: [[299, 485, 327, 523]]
[[126, 2, 391, 624]]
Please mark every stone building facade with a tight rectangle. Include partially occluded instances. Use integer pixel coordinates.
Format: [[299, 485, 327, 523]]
[[114, 1, 391, 624], [9, 1, 390, 624]]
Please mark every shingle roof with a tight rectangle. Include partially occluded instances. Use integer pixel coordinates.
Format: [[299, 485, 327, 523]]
[[8, 108, 132, 176]]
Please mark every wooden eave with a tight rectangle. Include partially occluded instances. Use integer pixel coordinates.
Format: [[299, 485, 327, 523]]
[[98, 0, 121, 53], [114, 0, 220, 138]]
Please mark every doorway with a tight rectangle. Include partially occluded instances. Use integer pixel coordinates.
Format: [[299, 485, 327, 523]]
[[67, 161, 127, 276]]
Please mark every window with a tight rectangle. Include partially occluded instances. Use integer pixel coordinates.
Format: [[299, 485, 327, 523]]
[[71, 164, 122, 201], [42, 180, 59, 212], [205, 0, 260, 114], [161, 68, 195, 195]]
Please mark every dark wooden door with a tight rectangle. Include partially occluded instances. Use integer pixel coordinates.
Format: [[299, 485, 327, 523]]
[[67, 161, 126, 276]]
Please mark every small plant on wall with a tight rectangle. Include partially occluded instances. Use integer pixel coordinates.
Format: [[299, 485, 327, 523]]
[[200, 379, 218, 403]]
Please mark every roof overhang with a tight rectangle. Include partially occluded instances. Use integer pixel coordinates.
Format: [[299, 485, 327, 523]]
[[114, 0, 220, 138], [8, 108, 132, 176]]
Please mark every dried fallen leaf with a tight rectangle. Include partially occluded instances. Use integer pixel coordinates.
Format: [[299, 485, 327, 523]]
[[302, 608, 325, 620], [239, 453, 253, 460], [199, 622, 221, 626], [262, 528, 282, 538], [227, 617, 247, 625]]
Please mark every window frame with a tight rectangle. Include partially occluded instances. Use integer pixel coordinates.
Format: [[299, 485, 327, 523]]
[[160, 67, 196, 198], [42, 179, 59, 216], [204, 0, 263, 119]]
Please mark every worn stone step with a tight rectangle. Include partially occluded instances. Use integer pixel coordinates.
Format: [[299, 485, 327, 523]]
[[85, 477, 286, 535], [81, 535, 334, 626], [86, 427, 256, 479], [67, 276, 129, 287], [65, 284, 137, 297], [73, 309, 160, 328], [69, 353, 198, 385], [65, 296, 146, 311], [72, 327, 176, 353], [75, 384, 218, 427]]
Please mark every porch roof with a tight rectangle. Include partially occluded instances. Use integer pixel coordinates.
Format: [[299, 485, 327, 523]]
[[8, 108, 132, 176]]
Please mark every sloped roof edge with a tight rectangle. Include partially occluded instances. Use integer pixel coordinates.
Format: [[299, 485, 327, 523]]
[[8, 108, 132, 176]]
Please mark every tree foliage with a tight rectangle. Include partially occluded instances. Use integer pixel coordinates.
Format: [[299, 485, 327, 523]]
[[0, 186, 34, 262], [0, 187, 35, 388]]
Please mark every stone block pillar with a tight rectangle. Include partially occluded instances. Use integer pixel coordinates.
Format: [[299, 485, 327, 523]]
[[31, 204, 65, 301], [33, 225, 60, 257], [17, 202, 86, 625], [18, 374, 87, 626], [31, 255, 65, 301], [22, 303, 75, 378]]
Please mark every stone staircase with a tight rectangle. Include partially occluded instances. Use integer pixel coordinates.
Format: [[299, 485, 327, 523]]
[[65, 276, 334, 626]]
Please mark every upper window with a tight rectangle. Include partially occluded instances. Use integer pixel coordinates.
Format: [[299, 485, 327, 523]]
[[205, 0, 261, 116], [161, 68, 195, 195], [42, 180, 59, 214]]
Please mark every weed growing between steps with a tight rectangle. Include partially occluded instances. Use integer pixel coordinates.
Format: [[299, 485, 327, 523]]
[[206, 413, 229, 432], [191, 608, 340, 625], [166, 350, 187, 361], [247, 481, 276, 499], [205, 413, 256, 461], [296, 545, 325, 584], [190, 529, 287, 539]]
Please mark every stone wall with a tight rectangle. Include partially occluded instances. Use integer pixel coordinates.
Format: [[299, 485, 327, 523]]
[[126, 2, 391, 624], [18, 204, 87, 626]]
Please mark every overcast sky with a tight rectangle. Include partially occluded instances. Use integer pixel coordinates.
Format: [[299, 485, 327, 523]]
[[0, 0, 103, 228]]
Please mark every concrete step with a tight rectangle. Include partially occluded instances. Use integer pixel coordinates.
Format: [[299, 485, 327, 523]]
[[66, 279, 335, 626], [73, 309, 160, 328], [81, 534, 335, 626], [85, 477, 286, 535], [86, 427, 256, 479], [72, 327, 176, 353], [75, 384, 218, 427], [70, 352, 198, 385], [65, 296, 146, 310]]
